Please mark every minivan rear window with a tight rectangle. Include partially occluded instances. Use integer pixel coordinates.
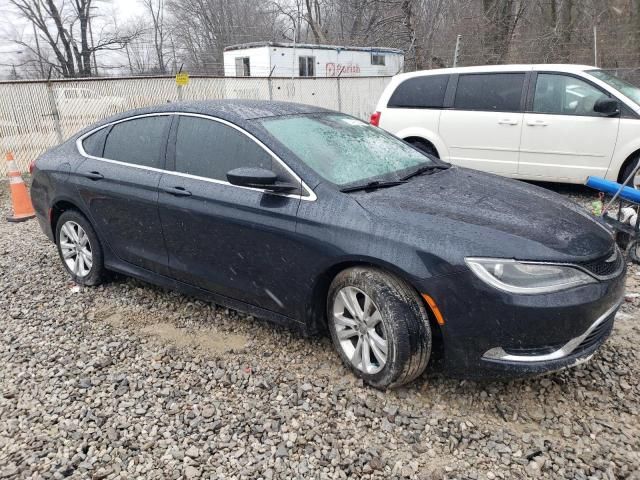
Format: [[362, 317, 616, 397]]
[[387, 75, 449, 108], [454, 73, 525, 112]]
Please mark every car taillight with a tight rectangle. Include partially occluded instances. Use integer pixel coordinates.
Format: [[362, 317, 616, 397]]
[[28, 160, 36, 174], [370, 111, 381, 127]]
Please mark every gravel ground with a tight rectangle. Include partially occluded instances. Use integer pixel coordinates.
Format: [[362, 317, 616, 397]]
[[1, 181, 639, 480]]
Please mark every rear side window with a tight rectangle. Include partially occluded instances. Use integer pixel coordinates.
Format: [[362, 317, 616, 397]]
[[103, 116, 170, 168], [82, 127, 109, 157], [174, 116, 274, 181], [454, 73, 525, 112], [387, 75, 449, 108]]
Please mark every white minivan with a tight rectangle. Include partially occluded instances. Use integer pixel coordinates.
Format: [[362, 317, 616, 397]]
[[372, 65, 640, 186]]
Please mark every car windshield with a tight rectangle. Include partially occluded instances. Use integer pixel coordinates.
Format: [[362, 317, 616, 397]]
[[258, 113, 433, 187], [588, 70, 640, 107]]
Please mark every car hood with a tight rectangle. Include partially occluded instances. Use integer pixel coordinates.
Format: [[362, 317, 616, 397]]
[[350, 167, 614, 264]]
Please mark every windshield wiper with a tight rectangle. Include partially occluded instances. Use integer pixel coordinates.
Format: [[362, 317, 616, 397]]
[[401, 164, 449, 181], [340, 180, 407, 193]]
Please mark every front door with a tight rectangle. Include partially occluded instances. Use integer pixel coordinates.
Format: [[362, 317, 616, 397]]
[[439, 72, 526, 176], [157, 114, 306, 315], [73, 115, 171, 274], [518, 73, 620, 182]]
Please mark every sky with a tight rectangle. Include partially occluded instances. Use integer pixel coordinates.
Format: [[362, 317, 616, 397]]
[[0, 0, 144, 78]]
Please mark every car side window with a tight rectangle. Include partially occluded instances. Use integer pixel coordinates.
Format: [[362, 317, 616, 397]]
[[103, 116, 170, 168], [387, 75, 449, 108], [454, 73, 525, 112], [174, 116, 280, 182], [82, 127, 109, 157], [533, 74, 609, 116]]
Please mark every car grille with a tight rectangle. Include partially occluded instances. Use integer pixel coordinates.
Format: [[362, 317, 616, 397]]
[[573, 245, 624, 279], [501, 311, 616, 358], [575, 312, 615, 352], [502, 342, 566, 357]]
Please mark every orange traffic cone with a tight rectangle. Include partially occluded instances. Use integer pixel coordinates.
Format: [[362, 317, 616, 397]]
[[5, 152, 35, 223]]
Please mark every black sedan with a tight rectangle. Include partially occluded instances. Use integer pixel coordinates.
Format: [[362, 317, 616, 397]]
[[31, 100, 626, 388]]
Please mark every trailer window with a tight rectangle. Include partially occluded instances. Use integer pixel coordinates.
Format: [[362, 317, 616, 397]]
[[235, 57, 250, 77], [371, 53, 385, 66], [299, 56, 315, 77]]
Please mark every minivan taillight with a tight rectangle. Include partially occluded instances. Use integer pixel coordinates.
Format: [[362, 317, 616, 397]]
[[370, 111, 381, 127]]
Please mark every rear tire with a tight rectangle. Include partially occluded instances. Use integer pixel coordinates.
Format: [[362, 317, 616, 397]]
[[407, 138, 439, 159], [55, 210, 106, 286], [327, 267, 431, 389]]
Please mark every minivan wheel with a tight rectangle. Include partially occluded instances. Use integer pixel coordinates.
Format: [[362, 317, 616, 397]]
[[621, 157, 640, 188], [630, 240, 640, 264], [55, 210, 106, 286], [407, 138, 439, 158], [327, 267, 432, 389]]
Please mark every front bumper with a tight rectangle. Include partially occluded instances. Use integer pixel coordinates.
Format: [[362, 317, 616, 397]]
[[481, 299, 620, 363], [421, 264, 626, 380]]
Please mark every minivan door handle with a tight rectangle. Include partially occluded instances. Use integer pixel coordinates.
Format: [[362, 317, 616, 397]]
[[498, 118, 519, 125], [526, 119, 549, 127], [162, 186, 192, 197], [81, 171, 104, 180]]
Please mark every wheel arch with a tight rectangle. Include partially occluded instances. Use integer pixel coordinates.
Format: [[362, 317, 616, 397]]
[[616, 148, 640, 184], [404, 137, 440, 157], [306, 258, 443, 349], [394, 126, 449, 160], [50, 198, 89, 241]]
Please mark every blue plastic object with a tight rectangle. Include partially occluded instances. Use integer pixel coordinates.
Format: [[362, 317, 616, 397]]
[[585, 176, 640, 204]]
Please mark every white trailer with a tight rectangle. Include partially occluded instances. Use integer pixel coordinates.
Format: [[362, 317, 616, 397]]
[[223, 42, 404, 78]]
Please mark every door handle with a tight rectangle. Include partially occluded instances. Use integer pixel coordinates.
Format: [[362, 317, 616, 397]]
[[81, 171, 104, 180], [162, 186, 192, 197], [526, 120, 549, 127], [498, 119, 519, 125]]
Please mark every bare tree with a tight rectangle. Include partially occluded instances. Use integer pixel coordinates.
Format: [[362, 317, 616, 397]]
[[167, 0, 278, 75], [8, 0, 138, 77], [304, 0, 328, 43], [141, 0, 167, 73], [481, 0, 528, 64]]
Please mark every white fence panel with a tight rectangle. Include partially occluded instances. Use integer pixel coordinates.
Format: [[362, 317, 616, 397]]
[[0, 76, 391, 174]]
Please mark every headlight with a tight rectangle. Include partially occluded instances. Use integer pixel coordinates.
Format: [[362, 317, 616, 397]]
[[465, 258, 596, 294]]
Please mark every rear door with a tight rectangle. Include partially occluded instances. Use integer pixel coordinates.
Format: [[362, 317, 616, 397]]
[[439, 72, 526, 175], [73, 114, 171, 275], [157, 114, 307, 315], [518, 73, 620, 182]]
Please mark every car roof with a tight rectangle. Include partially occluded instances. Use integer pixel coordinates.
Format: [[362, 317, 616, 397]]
[[394, 64, 597, 80], [74, 100, 333, 139], [109, 100, 330, 123]]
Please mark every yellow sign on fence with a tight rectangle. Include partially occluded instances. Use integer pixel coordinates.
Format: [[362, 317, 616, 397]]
[[175, 72, 189, 86]]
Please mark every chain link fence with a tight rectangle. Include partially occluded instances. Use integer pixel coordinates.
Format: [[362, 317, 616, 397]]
[[0, 76, 392, 174]]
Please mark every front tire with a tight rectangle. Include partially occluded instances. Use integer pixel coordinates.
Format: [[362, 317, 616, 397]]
[[327, 267, 432, 389], [629, 240, 640, 265], [55, 210, 106, 286], [621, 157, 640, 188]]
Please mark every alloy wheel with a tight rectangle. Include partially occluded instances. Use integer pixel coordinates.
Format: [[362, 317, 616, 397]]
[[332, 286, 389, 374], [59, 220, 93, 277]]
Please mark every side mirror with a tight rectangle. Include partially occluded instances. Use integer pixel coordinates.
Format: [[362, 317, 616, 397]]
[[226, 167, 299, 193], [593, 98, 620, 117]]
